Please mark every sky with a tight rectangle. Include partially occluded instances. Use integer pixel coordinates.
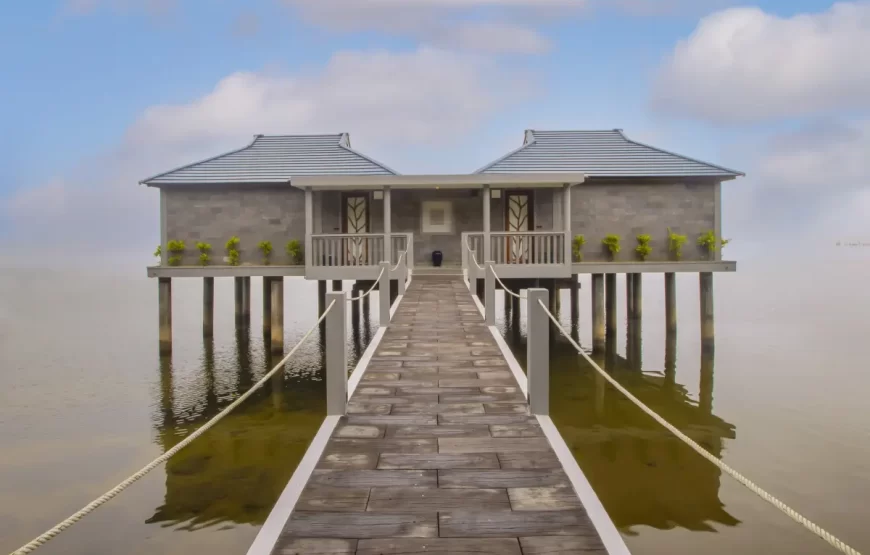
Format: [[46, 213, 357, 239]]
[[1, 0, 869, 266]]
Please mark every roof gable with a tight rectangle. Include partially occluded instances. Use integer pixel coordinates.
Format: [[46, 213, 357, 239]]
[[142, 133, 397, 186], [476, 129, 743, 178]]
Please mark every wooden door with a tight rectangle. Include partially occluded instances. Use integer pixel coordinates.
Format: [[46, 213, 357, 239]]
[[342, 193, 370, 265], [504, 191, 533, 263]]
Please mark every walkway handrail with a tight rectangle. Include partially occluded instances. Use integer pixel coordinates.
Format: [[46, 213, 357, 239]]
[[491, 266, 526, 299], [390, 250, 407, 273], [464, 237, 484, 271], [535, 298, 862, 555], [347, 266, 386, 302], [9, 301, 339, 555]]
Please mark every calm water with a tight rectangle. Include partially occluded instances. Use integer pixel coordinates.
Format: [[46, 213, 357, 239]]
[[0, 272, 379, 555], [1, 259, 868, 554], [496, 259, 870, 554]]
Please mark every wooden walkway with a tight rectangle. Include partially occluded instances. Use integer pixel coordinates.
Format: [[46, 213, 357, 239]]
[[273, 276, 607, 554]]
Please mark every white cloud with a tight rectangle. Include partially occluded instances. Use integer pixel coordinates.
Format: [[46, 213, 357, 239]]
[[652, 2, 870, 123], [2, 48, 532, 263]]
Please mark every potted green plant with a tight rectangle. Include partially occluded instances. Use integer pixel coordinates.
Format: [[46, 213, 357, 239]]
[[258, 240, 273, 265], [602, 234, 621, 261], [286, 239, 303, 265], [167, 239, 185, 266], [154, 245, 162, 265], [635, 234, 652, 261], [572, 235, 586, 262], [697, 230, 717, 260], [226, 236, 241, 266], [667, 227, 687, 260], [197, 242, 212, 266]]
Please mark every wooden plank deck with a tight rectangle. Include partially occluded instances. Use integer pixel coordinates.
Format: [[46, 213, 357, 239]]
[[273, 276, 608, 555]]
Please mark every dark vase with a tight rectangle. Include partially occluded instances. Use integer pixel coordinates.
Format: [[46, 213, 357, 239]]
[[432, 250, 443, 267]]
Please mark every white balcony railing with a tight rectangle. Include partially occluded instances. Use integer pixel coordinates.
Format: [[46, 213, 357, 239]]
[[490, 232, 565, 265], [310, 233, 413, 268]]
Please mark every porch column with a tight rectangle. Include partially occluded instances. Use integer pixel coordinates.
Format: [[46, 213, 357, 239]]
[[304, 187, 313, 268], [383, 187, 392, 265], [563, 184, 572, 264], [482, 184, 491, 263]]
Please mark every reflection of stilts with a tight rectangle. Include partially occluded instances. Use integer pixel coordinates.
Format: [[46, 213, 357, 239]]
[[203, 335, 217, 414], [700, 345, 714, 416], [664, 331, 677, 391], [570, 275, 579, 342], [592, 349, 606, 418], [235, 325, 253, 396], [268, 348, 284, 412], [159, 354, 174, 431]]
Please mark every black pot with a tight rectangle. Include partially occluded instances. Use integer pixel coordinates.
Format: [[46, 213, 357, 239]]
[[432, 250, 443, 267]]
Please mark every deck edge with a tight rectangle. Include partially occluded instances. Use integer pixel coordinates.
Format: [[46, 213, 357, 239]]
[[246, 414, 342, 555]]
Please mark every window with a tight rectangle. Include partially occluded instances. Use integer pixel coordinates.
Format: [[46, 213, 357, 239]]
[[422, 200, 453, 233]]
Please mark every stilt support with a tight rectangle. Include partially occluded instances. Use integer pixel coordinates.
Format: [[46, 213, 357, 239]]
[[203, 277, 214, 337], [700, 272, 714, 347], [270, 277, 284, 353], [262, 277, 272, 335], [591, 274, 605, 351], [318, 280, 327, 316], [605, 273, 617, 337], [158, 277, 172, 354], [234, 277, 244, 327], [665, 272, 677, 335]]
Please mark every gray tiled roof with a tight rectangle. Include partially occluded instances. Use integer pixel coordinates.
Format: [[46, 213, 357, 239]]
[[476, 130, 743, 177], [142, 133, 397, 185]]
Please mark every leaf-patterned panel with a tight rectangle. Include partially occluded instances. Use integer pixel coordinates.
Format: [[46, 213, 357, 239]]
[[346, 196, 368, 265], [507, 194, 530, 263]]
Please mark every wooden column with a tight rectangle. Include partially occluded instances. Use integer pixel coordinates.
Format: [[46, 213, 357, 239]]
[[591, 274, 605, 351], [270, 277, 284, 353], [234, 277, 244, 328], [631, 273, 642, 320], [318, 280, 327, 316], [569, 274, 579, 327], [665, 272, 677, 335], [626, 273, 634, 321], [700, 272, 714, 347], [605, 273, 617, 337], [242, 277, 251, 325], [158, 277, 172, 354], [262, 277, 272, 335], [202, 277, 214, 337]]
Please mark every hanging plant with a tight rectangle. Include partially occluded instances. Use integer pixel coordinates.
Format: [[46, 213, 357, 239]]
[[572, 235, 586, 262], [286, 239, 303, 265], [197, 242, 212, 266], [602, 234, 621, 261], [258, 240, 273, 265], [635, 234, 652, 261], [667, 227, 687, 260], [225, 236, 241, 266]]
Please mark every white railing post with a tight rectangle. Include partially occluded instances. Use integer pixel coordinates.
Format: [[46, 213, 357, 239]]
[[485, 261, 496, 325], [304, 188, 313, 268], [383, 187, 392, 266], [563, 184, 572, 265], [325, 291, 347, 415], [379, 261, 391, 324], [398, 257, 407, 296], [526, 288, 549, 415]]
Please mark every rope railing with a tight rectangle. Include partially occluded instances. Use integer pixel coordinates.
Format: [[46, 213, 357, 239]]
[[347, 267, 385, 302], [490, 266, 526, 299], [534, 298, 862, 555], [464, 237, 484, 271], [9, 300, 338, 555], [391, 250, 408, 273]]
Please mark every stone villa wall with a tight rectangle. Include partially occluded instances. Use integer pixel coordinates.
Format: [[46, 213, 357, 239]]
[[162, 186, 306, 265]]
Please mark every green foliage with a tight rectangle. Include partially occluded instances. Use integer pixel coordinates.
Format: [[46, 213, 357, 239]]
[[168, 256, 181, 266], [667, 227, 688, 260], [635, 234, 652, 261], [285, 239, 303, 264], [226, 236, 241, 266], [697, 230, 718, 252], [199, 253, 210, 266], [258, 240, 273, 265], [721, 238, 731, 249], [572, 235, 586, 262], [167, 239, 185, 253], [154, 245, 162, 258], [602, 234, 621, 260], [196, 242, 212, 253]]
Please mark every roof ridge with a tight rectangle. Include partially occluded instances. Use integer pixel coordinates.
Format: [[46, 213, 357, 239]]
[[140, 135, 260, 185], [337, 139, 400, 176], [474, 132, 538, 174], [615, 130, 744, 177]]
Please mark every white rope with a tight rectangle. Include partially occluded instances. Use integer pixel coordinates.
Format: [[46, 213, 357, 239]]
[[490, 267, 526, 299], [9, 300, 338, 555], [390, 250, 407, 272], [347, 267, 385, 302], [464, 237, 484, 271], [536, 299, 862, 555]]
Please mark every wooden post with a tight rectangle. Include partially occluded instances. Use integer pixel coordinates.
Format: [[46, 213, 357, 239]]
[[234, 277, 244, 327], [631, 273, 642, 320], [626, 274, 634, 321], [485, 261, 495, 325], [325, 291, 347, 415], [384, 186, 392, 266], [665, 272, 677, 335], [591, 274, 605, 351], [351, 283, 361, 327], [700, 272, 714, 347], [202, 277, 214, 337], [262, 277, 272, 335], [318, 280, 327, 316], [379, 261, 391, 325], [476, 278, 485, 300], [605, 273, 617, 337], [158, 277, 172, 354], [527, 288, 549, 415], [270, 277, 284, 353], [242, 276, 251, 326], [569, 274, 579, 327], [700, 344, 714, 415]]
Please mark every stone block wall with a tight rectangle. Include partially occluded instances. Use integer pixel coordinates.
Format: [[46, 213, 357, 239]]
[[570, 180, 717, 262], [162, 186, 306, 265]]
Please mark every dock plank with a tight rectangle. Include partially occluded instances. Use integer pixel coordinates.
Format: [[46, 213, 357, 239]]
[[356, 538, 521, 554]]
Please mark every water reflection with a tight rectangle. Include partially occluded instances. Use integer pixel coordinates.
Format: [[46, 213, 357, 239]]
[[146, 304, 377, 534], [499, 298, 739, 534]]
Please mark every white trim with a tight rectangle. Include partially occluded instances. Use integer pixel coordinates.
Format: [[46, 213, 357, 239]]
[[572, 261, 736, 274], [246, 414, 342, 555], [147, 266, 305, 278], [389, 295, 403, 319], [292, 173, 585, 189], [488, 325, 528, 397], [536, 415, 631, 555], [348, 327, 386, 399]]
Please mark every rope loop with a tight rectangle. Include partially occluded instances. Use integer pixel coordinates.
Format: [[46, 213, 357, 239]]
[[346, 267, 385, 302], [534, 298, 862, 555]]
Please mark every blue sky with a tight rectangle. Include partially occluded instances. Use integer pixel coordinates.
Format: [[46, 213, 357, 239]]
[[1, 0, 868, 261]]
